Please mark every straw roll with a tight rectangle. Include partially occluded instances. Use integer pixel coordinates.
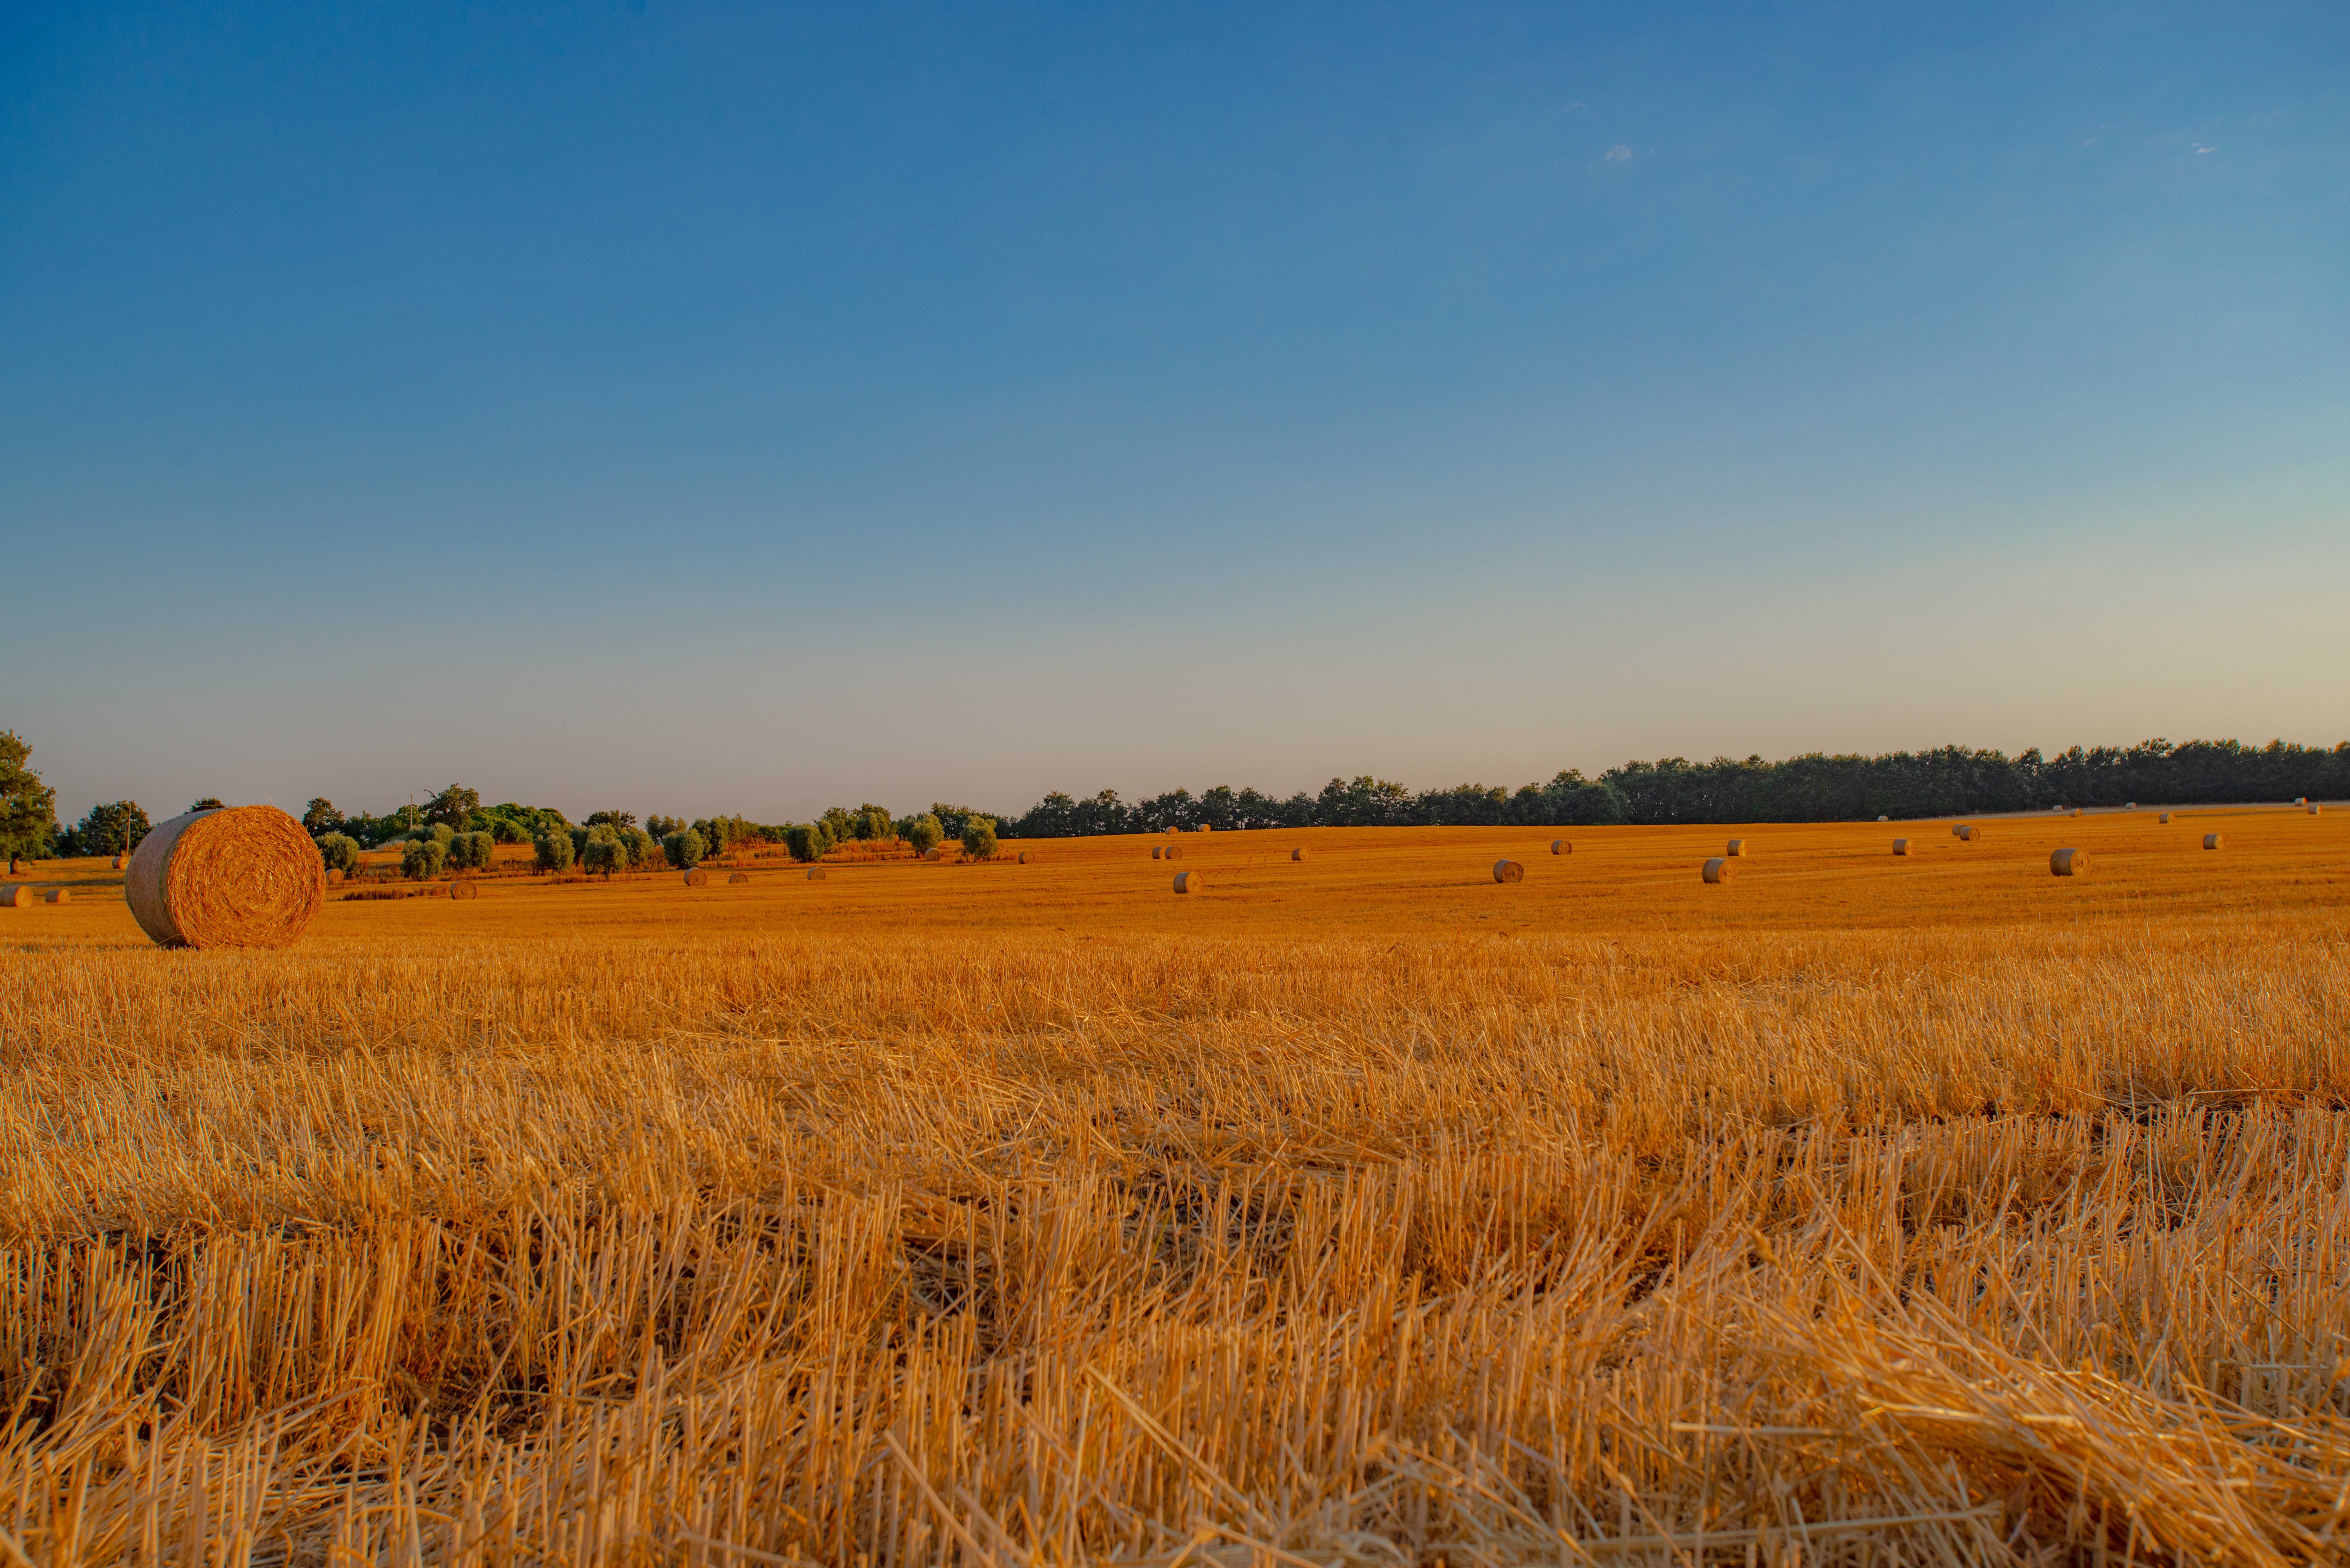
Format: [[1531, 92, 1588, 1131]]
[[1151, 846, 1163, 860], [1017, 851, 1031, 863], [683, 869, 709, 887], [2311, 805, 2324, 816], [1172, 871, 1203, 894], [125, 806, 323, 950], [110, 855, 126, 870], [1892, 839, 1912, 856], [2050, 848, 2088, 877], [0, 887, 27, 908], [1291, 847, 1307, 861], [2159, 813, 2172, 825], [806, 869, 827, 880], [1725, 839, 1747, 857], [44, 888, 69, 904], [1492, 859, 1525, 884], [728, 872, 751, 884], [1702, 857, 1734, 884], [448, 880, 479, 901], [1164, 847, 1182, 861], [2204, 833, 2223, 850], [1550, 839, 1571, 855]]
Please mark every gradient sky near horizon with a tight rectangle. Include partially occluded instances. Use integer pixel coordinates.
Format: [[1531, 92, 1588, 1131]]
[[5, 3, 2346, 825]]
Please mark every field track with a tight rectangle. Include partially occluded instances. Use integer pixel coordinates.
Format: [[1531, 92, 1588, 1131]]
[[4, 807, 2347, 1565]]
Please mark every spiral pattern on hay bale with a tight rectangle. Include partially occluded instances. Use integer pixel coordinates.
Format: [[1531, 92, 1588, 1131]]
[[683, 869, 710, 887], [2204, 833, 2223, 850], [1550, 840, 1571, 855], [1492, 860, 1524, 884], [448, 880, 479, 901], [125, 806, 323, 950], [922, 848, 942, 862], [1702, 857, 1734, 884], [1893, 839, 1912, 856], [1172, 870, 1202, 894]]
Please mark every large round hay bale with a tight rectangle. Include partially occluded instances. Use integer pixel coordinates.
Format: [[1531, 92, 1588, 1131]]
[[729, 872, 751, 884], [1892, 839, 1912, 856], [1151, 845, 1163, 860], [1725, 839, 1747, 857], [1172, 870, 1203, 894], [2203, 833, 2223, 850], [684, 868, 710, 887], [44, 888, 69, 904], [1550, 839, 1571, 855], [2158, 812, 2172, 825], [806, 869, 827, 880], [0, 886, 27, 908], [125, 806, 323, 950], [449, 879, 479, 901], [2050, 847, 2088, 877], [1702, 857, 1734, 884], [1492, 859, 1524, 884], [1291, 846, 1306, 861]]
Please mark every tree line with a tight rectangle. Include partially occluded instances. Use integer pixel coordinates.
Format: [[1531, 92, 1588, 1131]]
[[4, 731, 2343, 872]]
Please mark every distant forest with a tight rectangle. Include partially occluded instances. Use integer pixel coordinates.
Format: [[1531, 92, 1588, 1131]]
[[997, 739, 2350, 836]]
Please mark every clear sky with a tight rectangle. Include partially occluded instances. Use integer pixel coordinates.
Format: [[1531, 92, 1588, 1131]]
[[5, 3, 2346, 825]]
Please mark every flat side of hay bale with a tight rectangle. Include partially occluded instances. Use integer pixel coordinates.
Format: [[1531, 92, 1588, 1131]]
[[124, 806, 323, 950], [1172, 870, 1201, 893], [1893, 839, 1911, 856], [1550, 839, 1571, 855], [806, 869, 827, 880], [2050, 848, 2088, 877], [684, 868, 709, 886], [2204, 833, 2223, 850], [326, 868, 345, 885], [448, 880, 479, 900], [1702, 857, 1734, 884], [728, 872, 751, 883], [1492, 859, 1524, 884], [1725, 839, 1746, 857]]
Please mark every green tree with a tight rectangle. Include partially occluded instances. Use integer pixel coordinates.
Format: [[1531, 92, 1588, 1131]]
[[0, 732, 59, 871], [77, 801, 152, 857], [647, 815, 686, 840], [585, 810, 637, 830], [533, 830, 575, 874], [663, 829, 707, 870], [189, 797, 226, 812], [852, 804, 893, 841], [581, 837, 624, 878], [401, 837, 449, 879], [618, 825, 656, 868], [301, 797, 344, 834], [901, 814, 944, 856], [449, 831, 495, 871], [783, 823, 829, 863], [425, 785, 481, 828], [316, 833, 361, 874], [960, 816, 998, 861]]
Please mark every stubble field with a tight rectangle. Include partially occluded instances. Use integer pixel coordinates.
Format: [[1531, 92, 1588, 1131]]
[[3, 807, 2347, 1565]]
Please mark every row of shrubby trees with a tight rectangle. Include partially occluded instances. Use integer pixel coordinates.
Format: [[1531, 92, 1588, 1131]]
[[5, 734, 2345, 873]]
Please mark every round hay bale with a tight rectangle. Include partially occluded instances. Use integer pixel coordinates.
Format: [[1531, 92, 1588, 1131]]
[[1492, 859, 1524, 884], [1017, 851, 1031, 863], [806, 869, 827, 880], [1172, 870, 1203, 894], [2050, 847, 2088, 877], [449, 879, 479, 901], [1957, 824, 1981, 841], [1725, 839, 1747, 857], [325, 868, 345, 885], [2159, 812, 2172, 825], [1291, 846, 1306, 861], [728, 872, 751, 884], [1198, 825, 1212, 833], [2295, 797, 2307, 807], [1877, 815, 1888, 822], [1702, 857, 1734, 884], [684, 868, 710, 887], [0, 886, 27, 908], [45, 888, 70, 904], [1950, 823, 1964, 837], [1151, 845, 1163, 860], [1164, 846, 1182, 861], [125, 806, 323, 950], [1893, 838, 1912, 856], [2310, 804, 2323, 816], [110, 855, 126, 870], [2203, 833, 2223, 850], [2070, 808, 2081, 817], [1550, 839, 1571, 855]]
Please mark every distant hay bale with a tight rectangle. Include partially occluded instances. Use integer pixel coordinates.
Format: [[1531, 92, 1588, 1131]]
[[2311, 804, 2323, 816], [1550, 839, 1571, 855], [806, 869, 827, 881], [1725, 839, 1747, 857], [1893, 839, 1912, 856], [1951, 824, 1964, 837], [1151, 846, 1163, 860], [2070, 809, 2081, 817], [1172, 870, 1203, 894], [729, 872, 751, 884], [922, 848, 942, 862], [1702, 857, 1735, 884], [1017, 851, 1031, 863], [125, 806, 323, 950], [2295, 797, 2307, 806], [2204, 833, 2223, 850], [1164, 847, 1182, 861], [326, 869, 345, 885], [1877, 816, 1888, 822], [2050, 847, 2088, 877], [1198, 825, 1212, 833], [1492, 860, 1524, 884], [2159, 813, 2172, 825], [1291, 847, 1307, 861], [1957, 824, 1982, 841], [683, 869, 709, 887], [448, 880, 479, 901], [0, 886, 28, 908], [110, 855, 126, 870], [45, 888, 71, 904]]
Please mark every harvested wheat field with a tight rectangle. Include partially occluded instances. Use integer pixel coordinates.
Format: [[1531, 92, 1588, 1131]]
[[4, 805, 2349, 1565]]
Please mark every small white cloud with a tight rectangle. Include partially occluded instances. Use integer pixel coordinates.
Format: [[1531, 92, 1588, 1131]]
[[1605, 144, 1634, 162], [2192, 142, 2216, 154]]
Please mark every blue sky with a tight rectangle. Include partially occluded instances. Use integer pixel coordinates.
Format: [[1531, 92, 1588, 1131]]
[[5, 3, 2346, 824]]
